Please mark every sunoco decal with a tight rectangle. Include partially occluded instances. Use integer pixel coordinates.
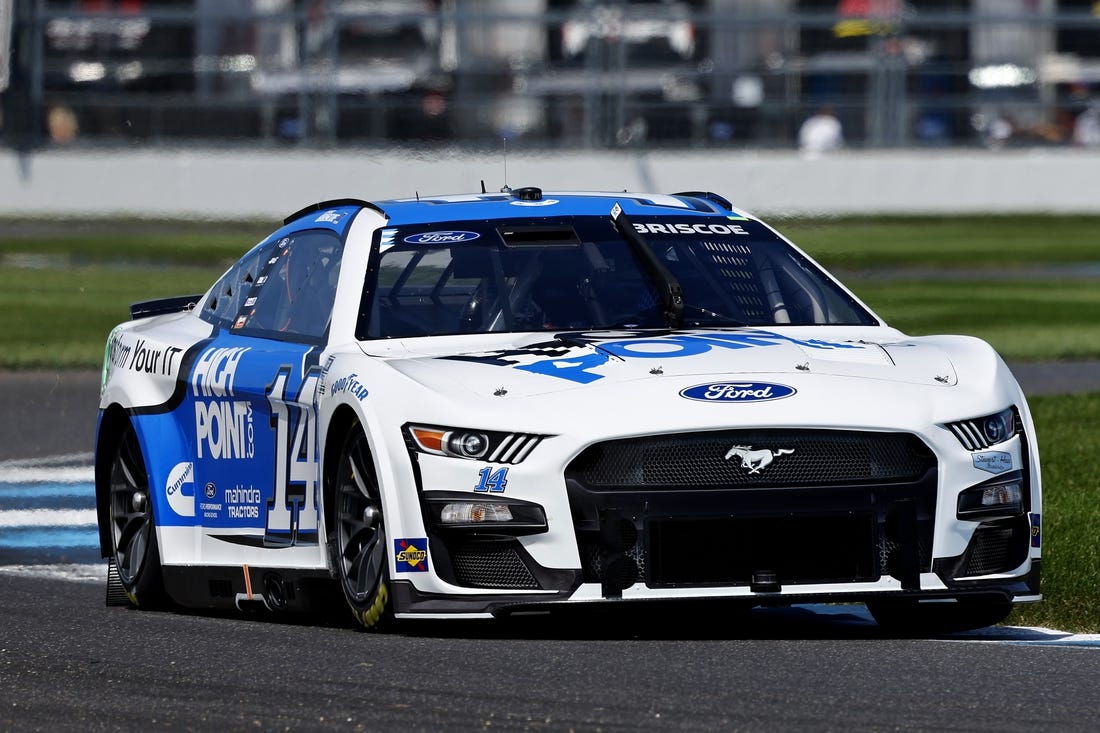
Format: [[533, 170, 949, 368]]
[[680, 382, 796, 403], [403, 231, 481, 244], [394, 538, 429, 572]]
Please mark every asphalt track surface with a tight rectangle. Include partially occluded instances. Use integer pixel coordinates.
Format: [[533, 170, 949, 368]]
[[3, 569, 1100, 732], [3, 366, 1100, 731]]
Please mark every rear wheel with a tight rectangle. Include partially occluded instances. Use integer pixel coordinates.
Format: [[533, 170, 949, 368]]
[[107, 424, 167, 608], [866, 597, 1014, 635], [329, 429, 392, 630]]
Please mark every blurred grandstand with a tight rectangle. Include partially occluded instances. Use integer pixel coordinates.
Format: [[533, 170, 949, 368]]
[[2, 0, 1100, 150]]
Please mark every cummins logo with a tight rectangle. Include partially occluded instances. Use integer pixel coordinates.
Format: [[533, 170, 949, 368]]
[[679, 382, 796, 403], [164, 461, 196, 517]]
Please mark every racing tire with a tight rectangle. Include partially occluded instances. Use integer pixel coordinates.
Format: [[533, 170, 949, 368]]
[[107, 423, 168, 609], [329, 429, 393, 630], [866, 597, 1014, 636]]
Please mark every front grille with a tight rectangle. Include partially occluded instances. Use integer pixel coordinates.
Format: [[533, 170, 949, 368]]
[[567, 429, 935, 489], [577, 513, 934, 588], [450, 543, 539, 589], [960, 519, 1029, 577], [964, 527, 1014, 575], [566, 429, 937, 592]]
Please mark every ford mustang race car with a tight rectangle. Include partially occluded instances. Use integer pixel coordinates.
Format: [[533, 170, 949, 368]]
[[95, 188, 1041, 633]]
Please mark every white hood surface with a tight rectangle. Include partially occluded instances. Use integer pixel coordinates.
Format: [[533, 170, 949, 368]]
[[371, 328, 959, 400]]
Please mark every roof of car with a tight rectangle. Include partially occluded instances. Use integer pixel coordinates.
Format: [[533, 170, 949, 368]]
[[283, 190, 753, 228]]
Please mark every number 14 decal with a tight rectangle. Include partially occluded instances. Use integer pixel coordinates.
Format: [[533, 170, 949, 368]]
[[265, 365, 321, 544], [474, 466, 509, 493]]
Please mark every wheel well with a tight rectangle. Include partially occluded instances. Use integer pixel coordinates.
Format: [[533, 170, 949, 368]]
[[323, 405, 363, 539], [94, 405, 130, 557]]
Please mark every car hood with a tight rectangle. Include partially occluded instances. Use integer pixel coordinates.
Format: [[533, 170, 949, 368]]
[[362, 327, 959, 400]]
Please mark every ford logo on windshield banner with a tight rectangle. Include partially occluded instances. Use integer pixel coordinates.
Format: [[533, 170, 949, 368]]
[[403, 231, 481, 244], [680, 382, 797, 403]]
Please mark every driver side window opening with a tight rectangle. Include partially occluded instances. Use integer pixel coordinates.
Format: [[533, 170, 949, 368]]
[[202, 229, 343, 342]]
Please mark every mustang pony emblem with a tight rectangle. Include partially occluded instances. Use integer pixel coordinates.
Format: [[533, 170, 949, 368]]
[[724, 445, 795, 474]]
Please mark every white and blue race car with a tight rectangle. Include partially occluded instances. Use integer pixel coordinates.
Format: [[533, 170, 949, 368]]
[[95, 188, 1041, 632]]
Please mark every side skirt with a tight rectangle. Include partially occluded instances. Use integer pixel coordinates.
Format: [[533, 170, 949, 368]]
[[162, 565, 338, 614]]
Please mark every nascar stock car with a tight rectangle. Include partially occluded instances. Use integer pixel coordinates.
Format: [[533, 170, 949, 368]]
[[95, 187, 1041, 632]]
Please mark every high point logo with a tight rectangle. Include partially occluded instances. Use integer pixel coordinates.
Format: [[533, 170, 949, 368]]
[[191, 346, 249, 398], [191, 346, 254, 460], [195, 399, 254, 460], [456, 330, 863, 385]]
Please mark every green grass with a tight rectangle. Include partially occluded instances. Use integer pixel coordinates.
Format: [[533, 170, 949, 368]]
[[851, 279, 1100, 361], [776, 215, 1100, 269], [1007, 393, 1100, 633], [0, 265, 223, 368], [0, 220, 267, 267]]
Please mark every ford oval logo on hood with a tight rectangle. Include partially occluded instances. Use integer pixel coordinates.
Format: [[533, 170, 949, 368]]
[[404, 230, 481, 244], [680, 382, 797, 403]]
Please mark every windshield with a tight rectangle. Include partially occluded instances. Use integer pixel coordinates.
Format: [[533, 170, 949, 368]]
[[358, 215, 877, 339]]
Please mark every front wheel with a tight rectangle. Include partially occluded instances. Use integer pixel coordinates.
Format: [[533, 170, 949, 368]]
[[329, 429, 392, 630], [107, 424, 167, 608], [866, 597, 1014, 636]]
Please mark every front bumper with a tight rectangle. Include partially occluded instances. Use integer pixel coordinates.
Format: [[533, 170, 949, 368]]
[[396, 426, 1039, 619]]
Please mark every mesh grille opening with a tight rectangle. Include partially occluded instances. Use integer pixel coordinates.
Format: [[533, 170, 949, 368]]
[[450, 544, 539, 589], [567, 429, 934, 489], [962, 524, 1025, 577]]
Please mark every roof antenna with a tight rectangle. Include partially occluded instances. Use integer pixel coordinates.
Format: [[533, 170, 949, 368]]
[[415, 191, 420, 201], [480, 179, 486, 194], [500, 138, 511, 194]]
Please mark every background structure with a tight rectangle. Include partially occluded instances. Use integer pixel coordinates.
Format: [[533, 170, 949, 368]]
[[2, 0, 1100, 216]]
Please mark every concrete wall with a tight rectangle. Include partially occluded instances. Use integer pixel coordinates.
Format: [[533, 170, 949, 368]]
[[2, 147, 1098, 220]]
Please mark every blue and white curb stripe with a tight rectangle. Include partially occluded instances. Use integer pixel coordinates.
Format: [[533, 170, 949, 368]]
[[0, 453, 103, 575]]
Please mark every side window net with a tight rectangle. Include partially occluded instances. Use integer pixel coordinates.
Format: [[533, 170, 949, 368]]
[[203, 246, 267, 327], [233, 230, 343, 339]]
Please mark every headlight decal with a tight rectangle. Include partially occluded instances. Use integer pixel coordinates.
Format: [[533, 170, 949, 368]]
[[489, 433, 542, 463], [946, 407, 1019, 451], [405, 423, 547, 464]]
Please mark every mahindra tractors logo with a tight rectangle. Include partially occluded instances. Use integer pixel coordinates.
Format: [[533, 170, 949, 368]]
[[724, 445, 794, 474]]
